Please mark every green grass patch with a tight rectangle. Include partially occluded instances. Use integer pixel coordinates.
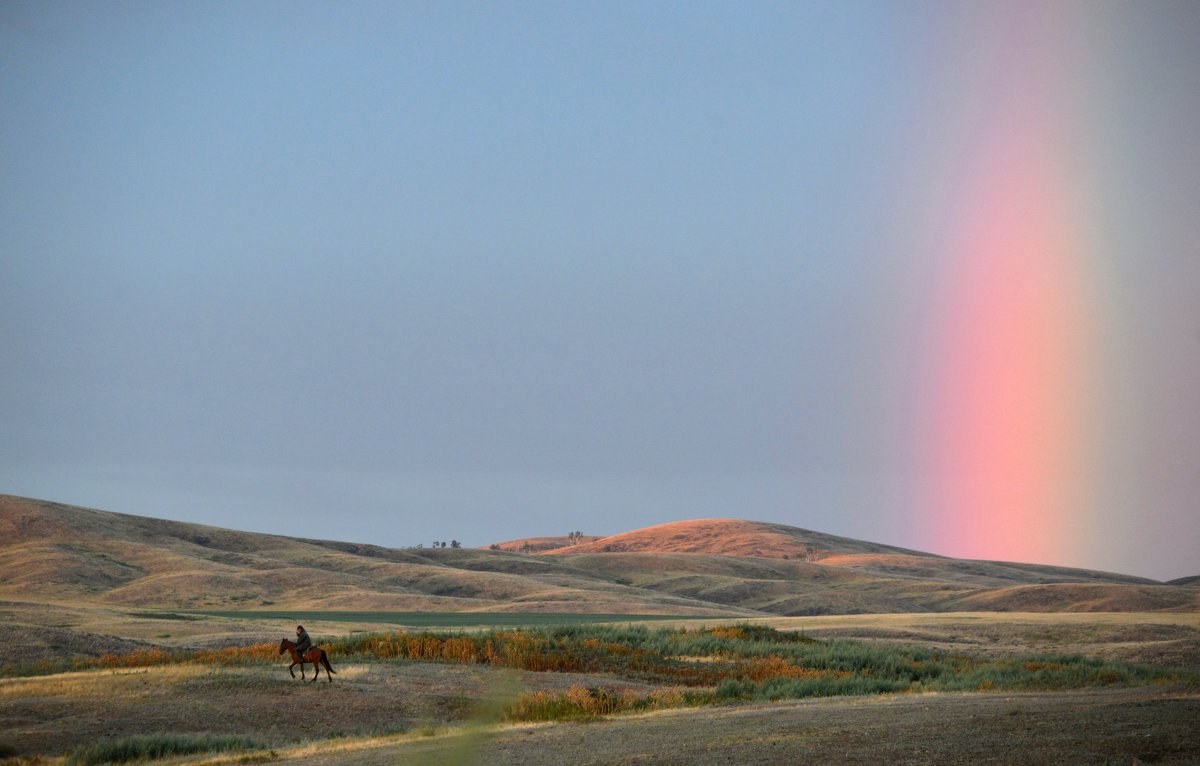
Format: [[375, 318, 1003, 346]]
[[129, 611, 203, 621], [188, 610, 707, 627], [64, 733, 262, 765]]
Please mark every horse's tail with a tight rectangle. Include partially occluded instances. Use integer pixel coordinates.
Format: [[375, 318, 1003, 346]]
[[320, 650, 336, 674]]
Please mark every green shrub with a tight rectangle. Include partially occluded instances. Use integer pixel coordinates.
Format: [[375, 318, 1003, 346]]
[[714, 674, 909, 701], [64, 733, 262, 765]]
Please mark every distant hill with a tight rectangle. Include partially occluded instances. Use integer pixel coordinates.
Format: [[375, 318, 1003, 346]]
[[488, 535, 603, 554], [1168, 576, 1200, 587], [0, 494, 731, 615], [3, 494, 1197, 616], [539, 519, 927, 559]]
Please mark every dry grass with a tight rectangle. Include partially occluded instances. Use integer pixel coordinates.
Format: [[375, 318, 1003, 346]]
[[0, 495, 738, 616], [0, 656, 666, 758], [546, 518, 872, 559], [642, 612, 1200, 668], [3, 610, 1197, 763], [11, 492, 1200, 624], [193, 687, 1200, 766], [5, 494, 1200, 766], [8, 494, 1195, 620], [6, 494, 1199, 766], [488, 536, 603, 553]]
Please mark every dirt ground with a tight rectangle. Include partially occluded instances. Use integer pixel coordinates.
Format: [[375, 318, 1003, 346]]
[[260, 686, 1200, 766]]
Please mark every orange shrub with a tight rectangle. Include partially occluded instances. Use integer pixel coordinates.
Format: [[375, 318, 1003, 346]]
[[440, 637, 478, 662], [195, 643, 276, 665], [1022, 661, 1067, 673], [741, 655, 801, 682], [504, 685, 644, 721], [96, 648, 175, 669]]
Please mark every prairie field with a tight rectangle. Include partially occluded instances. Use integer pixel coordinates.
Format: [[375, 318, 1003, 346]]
[[264, 688, 1200, 766], [3, 498, 1198, 764], [2, 610, 1198, 765]]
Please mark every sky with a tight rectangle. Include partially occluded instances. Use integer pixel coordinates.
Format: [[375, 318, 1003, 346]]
[[2, 1, 1198, 581]]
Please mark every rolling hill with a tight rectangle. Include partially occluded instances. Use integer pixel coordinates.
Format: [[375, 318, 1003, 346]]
[[539, 518, 927, 559], [0, 495, 739, 615], [2, 494, 1197, 618]]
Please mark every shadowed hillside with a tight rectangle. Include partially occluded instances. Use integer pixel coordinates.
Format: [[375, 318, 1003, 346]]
[[0, 495, 735, 615], [3, 494, 1197, 617]]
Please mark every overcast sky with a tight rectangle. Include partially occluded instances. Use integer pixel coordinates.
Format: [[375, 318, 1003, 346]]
[[3, 2, 1198, 580]]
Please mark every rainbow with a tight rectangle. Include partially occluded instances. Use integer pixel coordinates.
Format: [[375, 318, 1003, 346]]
[[905, 7, 1098, 567]]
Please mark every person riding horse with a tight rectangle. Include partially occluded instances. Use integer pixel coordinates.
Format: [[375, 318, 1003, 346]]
[[280, 626, 336, 682], [295, 624, 312, 656]]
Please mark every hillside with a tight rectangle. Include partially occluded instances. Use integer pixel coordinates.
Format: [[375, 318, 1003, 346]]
[[518, 518, 1164, 591], [540, 519, 926, 559], [3, 494, 1197, 619], [0, 495, 734, 615], [489, 535, 603, 554]]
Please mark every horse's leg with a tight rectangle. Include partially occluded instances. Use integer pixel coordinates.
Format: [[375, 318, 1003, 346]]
[[288, 659, 296, 679]]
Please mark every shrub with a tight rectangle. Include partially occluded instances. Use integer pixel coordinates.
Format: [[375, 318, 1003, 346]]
[[64, 733, 262, 765], [502, 684, 697, 722]]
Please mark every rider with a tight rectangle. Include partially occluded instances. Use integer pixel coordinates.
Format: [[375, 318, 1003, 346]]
[[295, 624, 312, 656]]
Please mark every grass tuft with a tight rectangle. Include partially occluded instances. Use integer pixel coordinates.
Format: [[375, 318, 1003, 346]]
[[64, 733, 262, 765]]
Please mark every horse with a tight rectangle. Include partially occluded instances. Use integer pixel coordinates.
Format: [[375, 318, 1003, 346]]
[[279, 638, 336, 682]]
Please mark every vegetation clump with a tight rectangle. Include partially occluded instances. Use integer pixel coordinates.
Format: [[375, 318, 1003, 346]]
[[502, 684, 707, 722], [8, 622, 1194, 727], [64, 733, 262, 765], [330, 622, 1194, 714]]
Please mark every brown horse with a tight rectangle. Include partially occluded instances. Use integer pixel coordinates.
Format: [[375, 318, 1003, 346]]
[[279, 638, 336, 682]]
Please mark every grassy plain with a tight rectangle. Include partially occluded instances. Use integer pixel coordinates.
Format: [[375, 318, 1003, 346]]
[[190, 610, 706, 628], [3, 497, 1198, 763], [690, 611, 1200, 668], [259, 688, 1200, 766], [2, 611, 1198, 765]]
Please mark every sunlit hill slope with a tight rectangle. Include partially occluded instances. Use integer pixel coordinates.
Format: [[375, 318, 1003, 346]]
[[2, 494, 1197, 616]]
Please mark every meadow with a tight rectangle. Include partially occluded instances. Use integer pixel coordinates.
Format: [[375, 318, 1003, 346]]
[[3, 615, 1198, 764], [3, 499, 1198, 763], [189, 611, 704, 628]]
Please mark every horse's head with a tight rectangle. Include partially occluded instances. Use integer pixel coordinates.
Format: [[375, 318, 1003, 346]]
[[279, 638, 291, 655]]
